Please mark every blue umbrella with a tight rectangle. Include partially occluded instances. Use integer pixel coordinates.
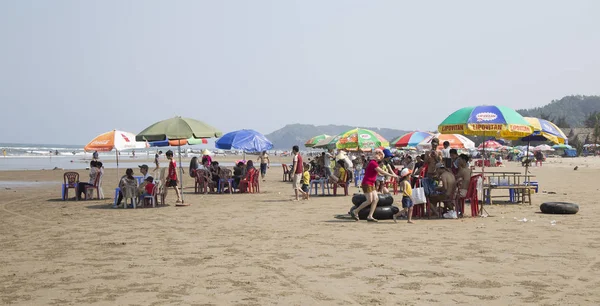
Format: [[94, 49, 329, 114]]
[[215, 129, 273, 153]]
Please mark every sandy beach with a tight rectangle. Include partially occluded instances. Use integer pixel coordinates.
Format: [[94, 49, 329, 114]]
[[1, 155, 599, 305]]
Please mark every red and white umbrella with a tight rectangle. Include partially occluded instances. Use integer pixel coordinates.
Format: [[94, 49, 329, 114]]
[[477, 140, 503, 150], [417, 133, 475, 150], [534, 144, 554, 151]]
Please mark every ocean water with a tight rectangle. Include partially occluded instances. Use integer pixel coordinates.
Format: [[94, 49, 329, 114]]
[[0, 143, 283, 170]]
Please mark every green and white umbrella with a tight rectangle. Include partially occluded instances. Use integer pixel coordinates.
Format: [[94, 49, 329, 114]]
[[305, 134, 330, 148], [136, 116, 222, 205]]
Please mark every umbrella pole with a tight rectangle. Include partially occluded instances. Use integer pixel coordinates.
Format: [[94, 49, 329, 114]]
[[178, 140, 185, 204], [116, 149, 119, 185]]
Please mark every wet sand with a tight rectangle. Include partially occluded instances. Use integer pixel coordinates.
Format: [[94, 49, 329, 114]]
[[1, 156, 599, 305]]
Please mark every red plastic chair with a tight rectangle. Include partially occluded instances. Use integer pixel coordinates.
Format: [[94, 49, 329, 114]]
[[63, 172, 79, 200], [251, 169, 260, 193], [412, 178, 426, 218], [239, 168, 255, 193], [457, 174, 482, 217], [332, 171, 349, 196]]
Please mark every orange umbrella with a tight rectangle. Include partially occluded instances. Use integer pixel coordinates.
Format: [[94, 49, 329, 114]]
[[84, 130, 148, 180]]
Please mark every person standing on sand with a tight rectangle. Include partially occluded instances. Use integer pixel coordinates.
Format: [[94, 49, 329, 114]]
[[441, 141, 451, 168], [351, 149, 398, 222], [393, 168, 415, 224], [257, 150, 270, 181], [164, 150, 183, 204], [153, 150, 163, 171], [291, 145, 306, 201]]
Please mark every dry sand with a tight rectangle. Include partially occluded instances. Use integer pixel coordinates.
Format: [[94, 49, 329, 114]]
[[1, 155, 599, 305]]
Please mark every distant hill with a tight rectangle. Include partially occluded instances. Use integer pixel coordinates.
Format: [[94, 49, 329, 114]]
[[517, 95, 600, 127], [265, 124, 411, 149]]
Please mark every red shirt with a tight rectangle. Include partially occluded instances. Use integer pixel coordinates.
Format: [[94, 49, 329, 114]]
[[294, 153, 303, 174], [168, 160, 177, 180], [362, 160, 379, 186], [145, 183, 155, 194]]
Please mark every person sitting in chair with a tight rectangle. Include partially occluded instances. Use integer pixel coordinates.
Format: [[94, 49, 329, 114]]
[[429, 163, 456, 215]]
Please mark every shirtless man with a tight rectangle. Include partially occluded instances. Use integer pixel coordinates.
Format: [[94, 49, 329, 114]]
[[257, 150, 270, 181], [430, 163, 457, 212], [456, 155, 472, 198], [423, 137, 443, 199]]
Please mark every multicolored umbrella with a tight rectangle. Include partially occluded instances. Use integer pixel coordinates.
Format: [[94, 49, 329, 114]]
[[438, 105, 533, 139], [417, 133, 475, 150], [84, 130, 147, 152], [390, 131, 434, 148], [477, 140, 503, 150], [313, 134, 341, 149], [336, 128, 389, 151], [534, 144, 554, 151], [552, 144, 572, 150], [305, 134, 330, 148], [84, 129, 149, 184], [522, 117, 567, 144]]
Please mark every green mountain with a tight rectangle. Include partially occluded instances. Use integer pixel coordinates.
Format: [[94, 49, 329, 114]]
[[516, 95, 600, 127], [265, 124, 411, 149]]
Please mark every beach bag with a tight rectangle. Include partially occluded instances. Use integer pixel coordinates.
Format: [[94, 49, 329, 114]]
[[412, 180, 426, 204]]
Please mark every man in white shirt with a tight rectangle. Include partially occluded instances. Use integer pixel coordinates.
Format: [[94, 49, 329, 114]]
[[324, 149, 333, 179], [441, 141, 452, 168]]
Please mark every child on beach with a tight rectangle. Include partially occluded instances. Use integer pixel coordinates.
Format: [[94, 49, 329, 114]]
[[301, 163, 310, 200], [394, 168, 415, 224], [164, 150, 183, 204]]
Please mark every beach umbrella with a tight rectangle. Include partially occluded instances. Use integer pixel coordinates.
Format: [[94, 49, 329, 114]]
[[417, 133, 475, 150], [438, 105, 533, 184], [521, 117, 568, 144], [477, 140, 503, 150], [552, 144, 572, 150], [84, 129, 148, 180], [583, 144, 599, 148], [313, 134, 342, 149], [305, 134, 330, 148], [534, 144, 554, 151], [390, 131, 434, 148], [148, 138, 208, 147], [215, 129, 273, 154], [438, 105, 533, 138], [136, 117, 222, 206], [336, 128, 389, 151]]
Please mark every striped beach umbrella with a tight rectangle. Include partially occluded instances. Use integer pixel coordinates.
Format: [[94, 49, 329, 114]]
[[336, 128, 389, 151], [305, 134, 330, 148], [438, 105, 533, 139], [417, 133, 475, 150], [477, 140, 503, 150], [522, 117, 567, 144], [390, 131, 433, 148]]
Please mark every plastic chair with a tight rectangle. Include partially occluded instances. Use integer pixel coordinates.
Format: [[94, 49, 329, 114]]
[[354, 169, 364, 187], [239, 168, 255, 193], [457, 174, 482, 217], [121, 186, 137, 209], [140, 184, 158, 208], [332, 171, 349, 196], [62, 172, 79, 200], [251, 169, 260, 193], [218, 168, 234, 194], [282, 164, 290, 182], [84, 171, 103, 200]]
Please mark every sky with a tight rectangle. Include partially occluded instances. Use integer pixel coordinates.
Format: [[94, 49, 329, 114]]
[[1, 1, 599, 145]]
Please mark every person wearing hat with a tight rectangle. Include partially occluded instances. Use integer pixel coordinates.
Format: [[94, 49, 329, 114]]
[[351, 148, 399, 222], [393, 168, 415, 224], [201, 149, 212, 166], [138, 164, 150, 180], [336, 150, 353, 182], [377, 148, 396, 194]]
